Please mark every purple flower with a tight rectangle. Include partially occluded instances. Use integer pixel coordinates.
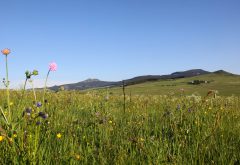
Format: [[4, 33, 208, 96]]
[[42, 114, 49, 119], [36, 121, 41, 125], [25, 108, 32, 113], [38, 112, 45, 117], [36, 102, 42, 107]]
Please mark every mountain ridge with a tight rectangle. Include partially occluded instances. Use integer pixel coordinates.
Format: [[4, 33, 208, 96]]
[[48, 69, 234, 91]]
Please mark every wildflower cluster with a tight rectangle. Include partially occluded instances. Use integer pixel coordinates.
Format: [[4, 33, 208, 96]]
[[0, 48, 57, 163]]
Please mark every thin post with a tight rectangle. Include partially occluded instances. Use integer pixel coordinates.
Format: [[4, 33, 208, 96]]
[[122, 80, 126, 113]]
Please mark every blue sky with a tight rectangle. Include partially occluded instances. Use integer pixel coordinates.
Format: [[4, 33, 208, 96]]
[[0, 0, 240, 88]]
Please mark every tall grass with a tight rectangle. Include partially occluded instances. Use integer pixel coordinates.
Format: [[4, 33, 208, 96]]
[[0, 48, 240, 164], [1, 90, 240, 164]]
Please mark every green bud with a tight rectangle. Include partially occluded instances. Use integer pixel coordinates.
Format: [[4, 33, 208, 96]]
[[25, 70, 31, 79], [32, 70, 39, 76]]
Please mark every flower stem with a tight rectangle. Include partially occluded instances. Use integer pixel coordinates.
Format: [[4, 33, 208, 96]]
[[43, 70, 50, 105], [30, 80, 37, 103], [0, 106, 9, 125], [5, 55, 11, 122], [17, 78, 27, 111]]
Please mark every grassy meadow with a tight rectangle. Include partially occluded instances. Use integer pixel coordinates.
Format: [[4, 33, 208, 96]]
[[109, 73, 240, 96], [1, 89, 240, 164], [0, 49, 240, 164]]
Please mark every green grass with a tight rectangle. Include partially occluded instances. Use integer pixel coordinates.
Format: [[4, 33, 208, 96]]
[[1, 89, 240, 164], [109, 73, 240, 96]]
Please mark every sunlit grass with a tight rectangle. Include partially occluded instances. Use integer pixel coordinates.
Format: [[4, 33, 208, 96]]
[[0, 48, 240, 164], [1, 89, 240, 164]]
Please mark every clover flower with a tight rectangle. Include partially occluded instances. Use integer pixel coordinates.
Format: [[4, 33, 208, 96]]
[[1, 48, 11, 55], [49, 62, 57, 71]]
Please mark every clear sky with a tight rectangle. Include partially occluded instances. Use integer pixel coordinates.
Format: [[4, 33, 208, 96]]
[[0, 0, 240, 88]]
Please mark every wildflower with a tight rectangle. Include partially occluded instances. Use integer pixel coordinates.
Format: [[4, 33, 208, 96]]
[[36, 121, 41, 125], [24, 107, 32, 116], [36, 102, 42, 107], [10, 102, 13, 106], [42, 113, 48, 119], [109, 120, 113, 124], [140, 138, 145, 142], [49, 62, 57, 71], [38, 111, 45, 117], [25, 108, 32, 113], [13, 134, 17, 138], [9, 138, 13, 142], [75, 154, 81, 160], [0, 135, 4, 142], [1, 48, 11, 55], [57, 133, 62, 139]]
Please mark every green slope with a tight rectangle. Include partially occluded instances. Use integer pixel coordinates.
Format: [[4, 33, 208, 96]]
[[108, 73, 240, 96]]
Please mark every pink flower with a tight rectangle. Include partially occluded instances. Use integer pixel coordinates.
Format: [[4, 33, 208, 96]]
[[49, 62, 57, 71]]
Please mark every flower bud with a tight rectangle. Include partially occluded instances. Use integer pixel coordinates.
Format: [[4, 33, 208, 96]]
[[32, 70, 39, 76]]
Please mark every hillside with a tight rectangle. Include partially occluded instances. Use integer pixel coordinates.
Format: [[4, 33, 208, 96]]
[[49, 78, 117, 91], [47, 69, 240, 96], [107, 72, 240, 96], [49, 69, 210, 91]]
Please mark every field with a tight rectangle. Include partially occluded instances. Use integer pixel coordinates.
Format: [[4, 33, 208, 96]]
[[1, 89, 240, 164], [109, 73, 240, 96]]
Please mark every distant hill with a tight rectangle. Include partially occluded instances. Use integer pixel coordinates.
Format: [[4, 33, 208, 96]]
[[49, 78, 118, 91], [123, 69, 210, 85], [47, 69, 218, 91], [213, 70, 234, 75], [109, 71, 240, 96]]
